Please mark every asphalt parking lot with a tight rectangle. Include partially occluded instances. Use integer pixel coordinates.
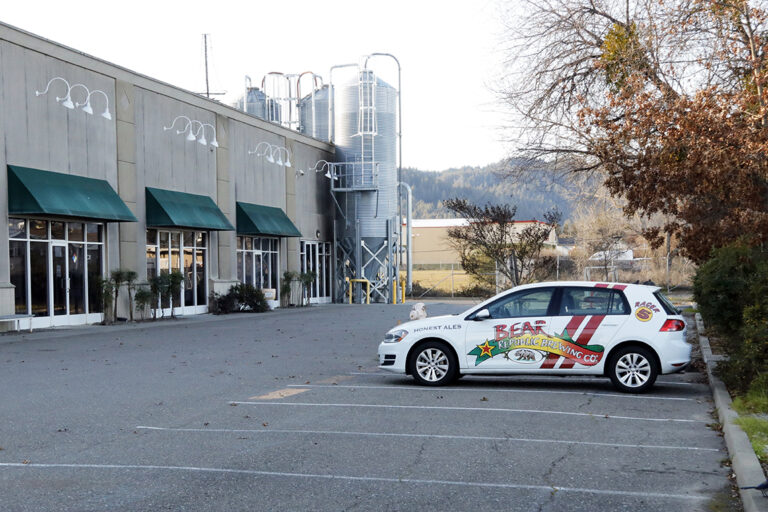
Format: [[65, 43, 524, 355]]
[[0, 302, 734, 511]]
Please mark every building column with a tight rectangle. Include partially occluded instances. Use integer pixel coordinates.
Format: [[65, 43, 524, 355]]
[[115, 79, 140, 318], [284, 138, 300, 274], [0, 79, 12, 316], [211, 113, 237, 296]]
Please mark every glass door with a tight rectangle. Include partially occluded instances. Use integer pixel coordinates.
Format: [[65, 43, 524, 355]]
[[68, 243, 85, 315], [301, 240, 332, 304], [52, 242, 67, 316], [9, 218, 104, 329], [253, 251, 263, 289], [146, 229, 208, 316]]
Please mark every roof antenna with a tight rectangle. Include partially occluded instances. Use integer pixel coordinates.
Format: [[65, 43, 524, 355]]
[[198, 34, 226, 98]]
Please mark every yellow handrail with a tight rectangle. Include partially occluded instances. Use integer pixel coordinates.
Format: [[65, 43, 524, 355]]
[[346, 278, 371, 304]]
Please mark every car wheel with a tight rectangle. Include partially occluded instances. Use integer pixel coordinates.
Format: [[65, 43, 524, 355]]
[[608, 346, 658, 393], [408, 341, 458, 386]]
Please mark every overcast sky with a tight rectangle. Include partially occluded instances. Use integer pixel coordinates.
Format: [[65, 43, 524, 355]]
[[3, 0, 511, 171]]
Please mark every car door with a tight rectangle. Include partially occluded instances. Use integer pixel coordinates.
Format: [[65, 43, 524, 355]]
[[545, 286, 632, 371], [464, 287, 555, 370]]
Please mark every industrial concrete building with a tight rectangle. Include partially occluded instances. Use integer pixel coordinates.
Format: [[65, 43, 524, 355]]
[[409, 218, 558, 267], [0, 22, 337, 330]]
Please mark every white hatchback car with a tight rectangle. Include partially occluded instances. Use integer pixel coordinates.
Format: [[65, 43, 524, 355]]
[[378, 281, 690, 393]]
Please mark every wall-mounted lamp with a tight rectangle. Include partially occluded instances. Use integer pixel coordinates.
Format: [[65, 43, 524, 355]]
[[273, 146, 292, 167], [304, 159, 338, 180], [36, 76, 112, 120], [248, 142, 291, 167], [163, 115, 218, 147]]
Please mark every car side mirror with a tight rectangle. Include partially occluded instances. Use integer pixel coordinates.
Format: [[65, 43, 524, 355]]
[[474, 309, 490, 321]]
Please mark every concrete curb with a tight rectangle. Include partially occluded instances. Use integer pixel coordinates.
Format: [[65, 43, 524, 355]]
[[0, 303, 344, 344], [695, 313, 768, 512], [0, 302, 420, 345]]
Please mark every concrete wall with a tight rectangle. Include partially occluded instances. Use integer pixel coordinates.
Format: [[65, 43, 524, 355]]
[[0, 38, 121, 314], [0, 21, 334, 319]]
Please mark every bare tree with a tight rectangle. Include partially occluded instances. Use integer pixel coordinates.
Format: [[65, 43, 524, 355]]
[[499, 0, 768, 261], [444, 198, 561, 288]]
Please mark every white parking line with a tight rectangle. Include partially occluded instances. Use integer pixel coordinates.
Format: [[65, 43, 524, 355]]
[[349, 372, 702, 387], [136, 425, 720, 452], [0, 462, 709, 500], [230, 401, 707, 423], [289, 383, 695, 401]]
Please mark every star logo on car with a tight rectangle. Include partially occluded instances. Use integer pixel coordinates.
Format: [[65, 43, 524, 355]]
[[478, 341, 494, 357], [468, 340, 500, 365]]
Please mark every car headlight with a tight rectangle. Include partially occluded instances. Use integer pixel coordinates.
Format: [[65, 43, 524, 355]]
[[383, 329, 409, 343]]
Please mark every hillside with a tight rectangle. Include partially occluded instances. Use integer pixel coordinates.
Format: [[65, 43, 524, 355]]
[[401, 162, 576, 221]]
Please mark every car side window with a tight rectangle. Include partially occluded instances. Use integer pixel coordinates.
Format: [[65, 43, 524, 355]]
[[608, 291, 629, 314], [558, 288, 629, 316], [487, 289, 554, 319]]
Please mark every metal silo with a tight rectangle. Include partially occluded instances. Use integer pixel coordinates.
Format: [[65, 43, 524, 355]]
[[237, 86, 268, 120], [330, 64, 400, 303], [265, 98, 282, 125], [299, 85, 330, 141]]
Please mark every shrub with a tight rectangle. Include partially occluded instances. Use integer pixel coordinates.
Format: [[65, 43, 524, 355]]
[[281, 271, 299, 307], [210, 291, 237, 314], [717, 303, 768, 393], [697, 242, 768, 394], [693, 242, 764, 337], [149, 274, 168, 318], [134, 286, 154, 321], [167, 271, 184, 318], [95, 276, 115, 324], [457, 283, 495, 298], [232, 283, 269, 312], [299, 271, 317, 306], [124, 270, 139, 322], [211, 283, 269, 314], [716, 266, 768, 394]]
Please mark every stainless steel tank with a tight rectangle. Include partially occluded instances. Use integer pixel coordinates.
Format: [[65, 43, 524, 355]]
[[333, 72, 398, 293], [334, 74, 397, 239], [298, 85, 330, 141], [266, 98, 282, 125], [236, 87, 267, 119]]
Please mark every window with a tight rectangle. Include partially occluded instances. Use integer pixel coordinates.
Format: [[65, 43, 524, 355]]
[[8, 217, 104, 317], [487, 288, 555, 319], [146, 229, 207, 308], [654, 291, 680, 315], [558, 288, 629, 316], [236, 236, 280, 300]]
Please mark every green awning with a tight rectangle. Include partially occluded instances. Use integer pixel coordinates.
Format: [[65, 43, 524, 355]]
[[8, 165, 137, 222], [146, 187, 233, 231], [236, 202, 301, 237]]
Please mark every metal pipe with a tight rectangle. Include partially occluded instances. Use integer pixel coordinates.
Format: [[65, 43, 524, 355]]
[[297, 72, 322, 138], [261, 72, 290, 124], [243, 75, 251, 113], [398, 181, 412, 294]]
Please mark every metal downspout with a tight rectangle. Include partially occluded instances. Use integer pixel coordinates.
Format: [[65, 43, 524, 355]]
[[243, 75, 251, 113], [364, 53, 403, 295], [398, 182, 412, 294]]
